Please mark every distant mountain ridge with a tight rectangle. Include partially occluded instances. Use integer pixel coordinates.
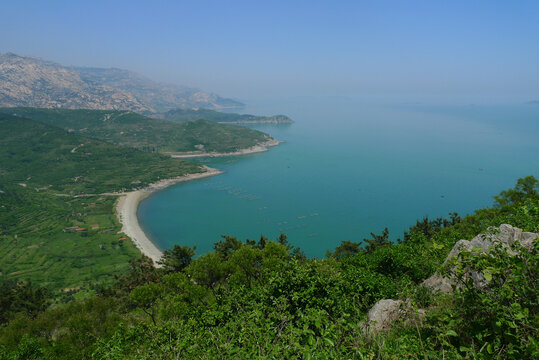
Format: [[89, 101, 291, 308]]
[[0, 52, 243, 112]]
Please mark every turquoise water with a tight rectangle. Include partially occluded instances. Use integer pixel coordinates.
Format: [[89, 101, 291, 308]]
[[138, 98, 539, 258]]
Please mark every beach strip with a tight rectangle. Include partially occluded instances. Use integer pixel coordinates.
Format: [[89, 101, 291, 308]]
[[116, 166, 224, 265], [169, 139, 282, 159]]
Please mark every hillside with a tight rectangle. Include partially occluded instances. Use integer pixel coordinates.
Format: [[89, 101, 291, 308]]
[[0, 177, 536, 359], [0, 114, 203, 294], [0, 107, 274, 155], [74, 67, 243, 112], [156, 108, 293, 124], [0, 114, 202, 193], [0, 53, 242, 112], [0, 185, 141, 298]]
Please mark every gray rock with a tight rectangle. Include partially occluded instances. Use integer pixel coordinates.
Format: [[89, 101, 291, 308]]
[[366, 299, 402, 332], [363, 224, 537, 333], [421, 273, 453, 293], [363, 299, 425, 334], [423, 224, 538, 293], [0, 52, 243, 112]]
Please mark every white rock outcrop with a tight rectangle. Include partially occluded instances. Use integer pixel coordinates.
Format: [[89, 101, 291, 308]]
[[363, 299, 425, 334], [363, 224, 537, 333], [423, 224, 538, 292]]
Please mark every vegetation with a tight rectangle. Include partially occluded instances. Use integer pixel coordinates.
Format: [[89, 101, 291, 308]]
[[0, 114, 202, 194], [0, 108, 274, 154], [0, 184, 141, 299], [0, 177, 536, 359], [158, 108, 293, 124], [0, 113, 202, 297]]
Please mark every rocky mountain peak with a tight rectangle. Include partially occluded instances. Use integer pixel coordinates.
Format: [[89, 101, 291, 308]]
[[0, 53, 243, 113]]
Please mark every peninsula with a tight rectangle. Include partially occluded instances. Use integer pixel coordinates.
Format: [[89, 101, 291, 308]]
[[155, 107, 293, 124], [0, 107, 277, 155]]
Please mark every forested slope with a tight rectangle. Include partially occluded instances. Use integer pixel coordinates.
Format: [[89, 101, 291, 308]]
[[0, 108, 274, 154], [158, 108, 293, 124], [0, 177, 536, 359]]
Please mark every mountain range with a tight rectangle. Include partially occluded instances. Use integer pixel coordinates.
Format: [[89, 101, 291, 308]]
[[0, 53, 243, 113]]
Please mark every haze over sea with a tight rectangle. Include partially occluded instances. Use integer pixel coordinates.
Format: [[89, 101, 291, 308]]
[[138, 97, 539, 257]]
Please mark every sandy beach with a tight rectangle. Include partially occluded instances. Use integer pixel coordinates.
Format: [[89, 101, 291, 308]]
[[116, 166, 224, 265], [169, 139, 282, 159]]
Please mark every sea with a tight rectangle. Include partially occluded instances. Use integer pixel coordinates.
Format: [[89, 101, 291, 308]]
[[138, 97, 539, 258]]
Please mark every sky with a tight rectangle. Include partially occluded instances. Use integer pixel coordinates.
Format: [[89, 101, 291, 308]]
[[1, 0, 539, 101]]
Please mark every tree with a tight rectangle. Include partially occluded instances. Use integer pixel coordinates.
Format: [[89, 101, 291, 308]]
[[228, 245, 262, 287], [363, 227, 391, 253], [186, 253, 227, 290], [331, 240, 361, 258], [277, 233, 306, 260], [257, 234, 267, 249], [213, 235, 242, 259], [129, 283, 162, 325], [0, 280, 49, 324], [494, 175, 539, 207], [114, 255, 159, 293], [158, 244, 195, 273]]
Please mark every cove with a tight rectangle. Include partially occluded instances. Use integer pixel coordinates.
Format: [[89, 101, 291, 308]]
[[138, 97, 539, 258]]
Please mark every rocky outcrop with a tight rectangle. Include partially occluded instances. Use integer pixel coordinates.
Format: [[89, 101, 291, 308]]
[[0, 53, 150, 112], [0, 53, 243, 112], [362, 224, 537, 333], [74, 67, 243, 112], [423, 224, 538, 292], [362, 299, 425, 334]]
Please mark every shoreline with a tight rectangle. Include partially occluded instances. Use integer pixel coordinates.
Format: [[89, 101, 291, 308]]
[[169, 139, 282, 159], [115, 166, 224, 265]]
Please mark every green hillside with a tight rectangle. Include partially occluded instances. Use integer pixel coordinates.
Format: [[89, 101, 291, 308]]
[[0, 114, 202, 296], [0, 114, 202, 194], [0, 185, 140, 299], [0, 177, 537, 359], [0, 108, 274, 154], [158, 108, 293, 124]]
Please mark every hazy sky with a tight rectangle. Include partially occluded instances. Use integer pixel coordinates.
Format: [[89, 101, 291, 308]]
[[2, 0, 539, 100]]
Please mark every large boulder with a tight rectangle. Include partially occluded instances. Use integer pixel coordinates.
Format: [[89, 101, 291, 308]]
[[423, 224, 538, 292], [362, 299, 425, 334]]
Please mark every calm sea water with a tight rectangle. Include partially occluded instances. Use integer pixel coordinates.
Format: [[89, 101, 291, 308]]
[[138, 98, 539, 258]]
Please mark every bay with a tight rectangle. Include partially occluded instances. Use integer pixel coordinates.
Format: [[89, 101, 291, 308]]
[[138, 97, 539, 257]]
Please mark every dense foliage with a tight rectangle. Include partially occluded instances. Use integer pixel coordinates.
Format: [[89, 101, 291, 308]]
[[0, 114, 202, 194], [0, 108, 273, 154], [0, 177, 536, 359]]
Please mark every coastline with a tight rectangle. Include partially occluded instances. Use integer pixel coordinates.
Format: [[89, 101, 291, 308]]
[[217, 120, 293, 125], [169, 139, 282, 159], [115, 166, 224, 265]]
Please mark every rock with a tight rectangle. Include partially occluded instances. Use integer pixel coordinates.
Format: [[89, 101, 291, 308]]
[[363, 225, 537, 333], [0, 52, 243, 112], [366, 299, 402, 332], [363, 299, 425, 334], [422, 274, 453, 293], [423, 224, 538, 292]]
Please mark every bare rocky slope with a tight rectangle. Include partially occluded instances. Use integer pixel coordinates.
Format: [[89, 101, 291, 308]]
[[0, 53, 243, 113]]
